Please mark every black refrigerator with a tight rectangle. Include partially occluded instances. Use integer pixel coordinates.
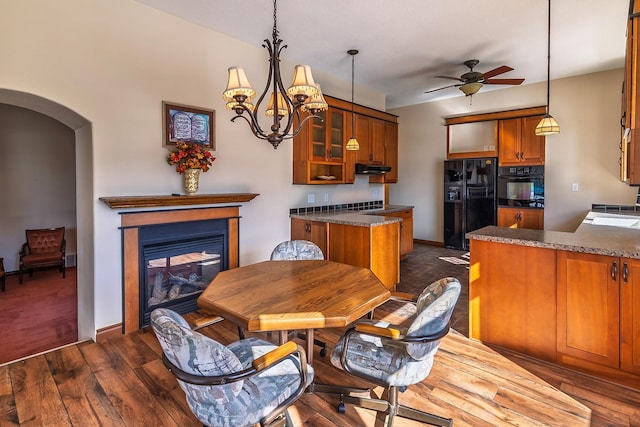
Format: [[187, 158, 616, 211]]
[[444, 158, 497, 250]]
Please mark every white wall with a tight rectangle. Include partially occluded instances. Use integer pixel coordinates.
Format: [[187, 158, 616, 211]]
[[0, 105, 77, 271], [389, 68, 637, 241], [0, 0, 386, 332]]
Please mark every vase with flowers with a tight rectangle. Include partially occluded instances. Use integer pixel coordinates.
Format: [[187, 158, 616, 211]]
[[167, 142, 215, 195]]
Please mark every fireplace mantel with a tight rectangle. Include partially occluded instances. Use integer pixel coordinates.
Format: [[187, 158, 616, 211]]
[[100, 193, 259, 209]]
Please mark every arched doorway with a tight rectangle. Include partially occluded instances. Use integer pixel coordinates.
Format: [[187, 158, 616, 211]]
[[0, 88, 95, 343]]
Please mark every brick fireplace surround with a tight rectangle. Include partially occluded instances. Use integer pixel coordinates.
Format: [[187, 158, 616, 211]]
[[100, 193, 258, 337]]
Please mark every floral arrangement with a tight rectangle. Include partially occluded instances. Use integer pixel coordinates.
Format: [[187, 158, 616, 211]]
[[167, 142, 215, 174]]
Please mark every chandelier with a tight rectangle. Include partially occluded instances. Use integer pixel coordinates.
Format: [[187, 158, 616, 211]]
[[222, 0, 328, 149]]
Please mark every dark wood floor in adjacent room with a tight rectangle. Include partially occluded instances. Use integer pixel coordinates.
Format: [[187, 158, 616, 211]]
[[0, 267, 77, 364], [1, 244, 639, 426]]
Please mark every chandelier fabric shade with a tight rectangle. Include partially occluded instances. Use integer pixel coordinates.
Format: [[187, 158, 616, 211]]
[[536, 0, 560, 136], [222, 0, 328, 149]]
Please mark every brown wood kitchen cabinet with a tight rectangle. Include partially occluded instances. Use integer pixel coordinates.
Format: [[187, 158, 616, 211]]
[[355, 115, 385, 165], [290, 218, 328, 258], [498, 116, 545, 166], [291, 216, 400, 290], [557, 251, 640, 377], [497, 207, 544, 230], [382, 208, 413, 257], [622, 0, 640, 184], [293, 95, 399, 185], [328, 222, 400, 291], [292, 106, 347, 185], [469, 239, 557, 362]]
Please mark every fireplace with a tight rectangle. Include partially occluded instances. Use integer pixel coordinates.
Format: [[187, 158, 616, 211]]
[[138, 219, 228, 327], [118, 206, 242, 333]]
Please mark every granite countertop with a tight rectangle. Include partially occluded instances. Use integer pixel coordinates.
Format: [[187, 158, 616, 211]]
[[467, 209, 640, 259], [290, 204, 413, 227]]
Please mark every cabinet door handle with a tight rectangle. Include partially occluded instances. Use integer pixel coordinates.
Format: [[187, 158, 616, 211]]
[[515, 152, 520, 159], [520, 151, 524, 160], [612, 261, 618, 281], [623, 262, 629, 283]]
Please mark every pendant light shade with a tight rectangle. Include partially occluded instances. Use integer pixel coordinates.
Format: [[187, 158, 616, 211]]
[[347, 49, 360, 151], [536, 0, 560, 136]]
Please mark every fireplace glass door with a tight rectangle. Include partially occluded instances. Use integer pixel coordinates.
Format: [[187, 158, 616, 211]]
[[141, 236, 224, 326]]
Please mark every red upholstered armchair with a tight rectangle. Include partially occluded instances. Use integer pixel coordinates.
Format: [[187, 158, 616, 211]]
[[19, 227, 66, 284]]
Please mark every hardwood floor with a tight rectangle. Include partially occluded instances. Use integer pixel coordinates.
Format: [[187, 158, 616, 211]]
[[1, 244, 639, 426], [0, 267, 77, 364]]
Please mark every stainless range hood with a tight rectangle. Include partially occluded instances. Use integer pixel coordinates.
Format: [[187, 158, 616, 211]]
[[355, 163, 392, 175]]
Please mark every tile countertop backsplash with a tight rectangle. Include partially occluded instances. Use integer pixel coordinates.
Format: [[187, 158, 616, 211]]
[[289, 200, 385, 215], [289, 200, 413, 227]]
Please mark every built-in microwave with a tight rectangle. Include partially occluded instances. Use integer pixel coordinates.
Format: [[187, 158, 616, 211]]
[[497, 166, 544, 208]]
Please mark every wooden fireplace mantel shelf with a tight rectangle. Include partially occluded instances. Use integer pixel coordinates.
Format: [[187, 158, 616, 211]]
[[99, 193, 259, 209]]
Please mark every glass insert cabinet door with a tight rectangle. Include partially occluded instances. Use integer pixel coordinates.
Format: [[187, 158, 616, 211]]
[[311, 108, 345, 161]]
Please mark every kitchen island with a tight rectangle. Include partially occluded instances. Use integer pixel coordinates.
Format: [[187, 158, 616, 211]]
[[467, 208, 640, 389], [290, 204, 413, 291]]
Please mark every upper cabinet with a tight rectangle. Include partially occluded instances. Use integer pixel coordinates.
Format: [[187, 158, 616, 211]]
[[293, 95, 399, 185], [292, 106, 347, 184], [445, 107, 547, 165], [498, 116, 545, 166], [447, 120, 497, 159], [621, 0, 640, 184]]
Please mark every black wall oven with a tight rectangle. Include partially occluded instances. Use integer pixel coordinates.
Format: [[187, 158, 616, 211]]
[[497, 165, 544, 208]]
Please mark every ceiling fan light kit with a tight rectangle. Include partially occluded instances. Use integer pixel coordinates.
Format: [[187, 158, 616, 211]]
[[222, 0, 328, 149], [459, 82, 483, 96], [536, 0, 560, 136], [427, 59, 524, 98]]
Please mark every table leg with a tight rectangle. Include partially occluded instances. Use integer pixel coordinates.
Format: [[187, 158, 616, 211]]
[[278, 330, 288, 345], [305, 328, 314, 365]]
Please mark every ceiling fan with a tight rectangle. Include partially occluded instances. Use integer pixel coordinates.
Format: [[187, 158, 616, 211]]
[[426, 59, 525, 96]]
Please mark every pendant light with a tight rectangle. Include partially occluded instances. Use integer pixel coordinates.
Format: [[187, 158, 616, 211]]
[[346, 49, 360, 151], [222, 0, 328, 149], [535, 0, 560, 136]]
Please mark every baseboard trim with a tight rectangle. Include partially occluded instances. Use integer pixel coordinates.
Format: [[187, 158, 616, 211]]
[[96, 323, 123, 343], [414, 239, 444, 247]]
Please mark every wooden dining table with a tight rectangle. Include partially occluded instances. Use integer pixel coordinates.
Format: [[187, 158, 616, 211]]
[[197, 259, 391, 363]]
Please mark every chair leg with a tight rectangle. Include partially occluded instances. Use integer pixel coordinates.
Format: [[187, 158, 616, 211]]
[[397, 405, 453, 427], [19, 268, 23, 284]]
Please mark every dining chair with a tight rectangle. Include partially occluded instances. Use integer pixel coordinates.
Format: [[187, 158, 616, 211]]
[[19, 227, 66, 284], [151, 308, 313, 427], [270, 239, 328, 357], [318, 277, 461, 427], [270, 239, 324, 260]]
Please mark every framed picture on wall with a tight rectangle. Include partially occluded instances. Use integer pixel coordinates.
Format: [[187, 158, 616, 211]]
[[163, 102, 215, 150]]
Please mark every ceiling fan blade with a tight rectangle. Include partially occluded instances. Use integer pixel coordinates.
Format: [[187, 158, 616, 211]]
[[481, 65, 514, 79], [484, 78, 525, 85], [435, 75, 464, 82], [425, 84, 460, 94]]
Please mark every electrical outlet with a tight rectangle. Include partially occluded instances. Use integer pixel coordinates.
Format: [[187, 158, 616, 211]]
[[324, 193, 329, 202], [308, 193, 315, 203], [571, 183, 579, 192]]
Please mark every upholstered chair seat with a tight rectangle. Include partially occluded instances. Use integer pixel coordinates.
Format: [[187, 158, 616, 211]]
[[151, 308, 313, 427]]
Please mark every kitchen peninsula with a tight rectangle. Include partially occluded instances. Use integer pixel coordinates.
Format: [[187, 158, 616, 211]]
[[467, 207, 640, 388], [289, 202, 413, 291]]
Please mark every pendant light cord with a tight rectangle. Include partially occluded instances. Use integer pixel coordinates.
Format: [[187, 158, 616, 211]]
[[348, 49, 358, 138], [546, 0, 551, 114]]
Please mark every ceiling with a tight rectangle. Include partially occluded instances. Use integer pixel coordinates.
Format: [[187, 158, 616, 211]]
[[134, 0, 629, 109]]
